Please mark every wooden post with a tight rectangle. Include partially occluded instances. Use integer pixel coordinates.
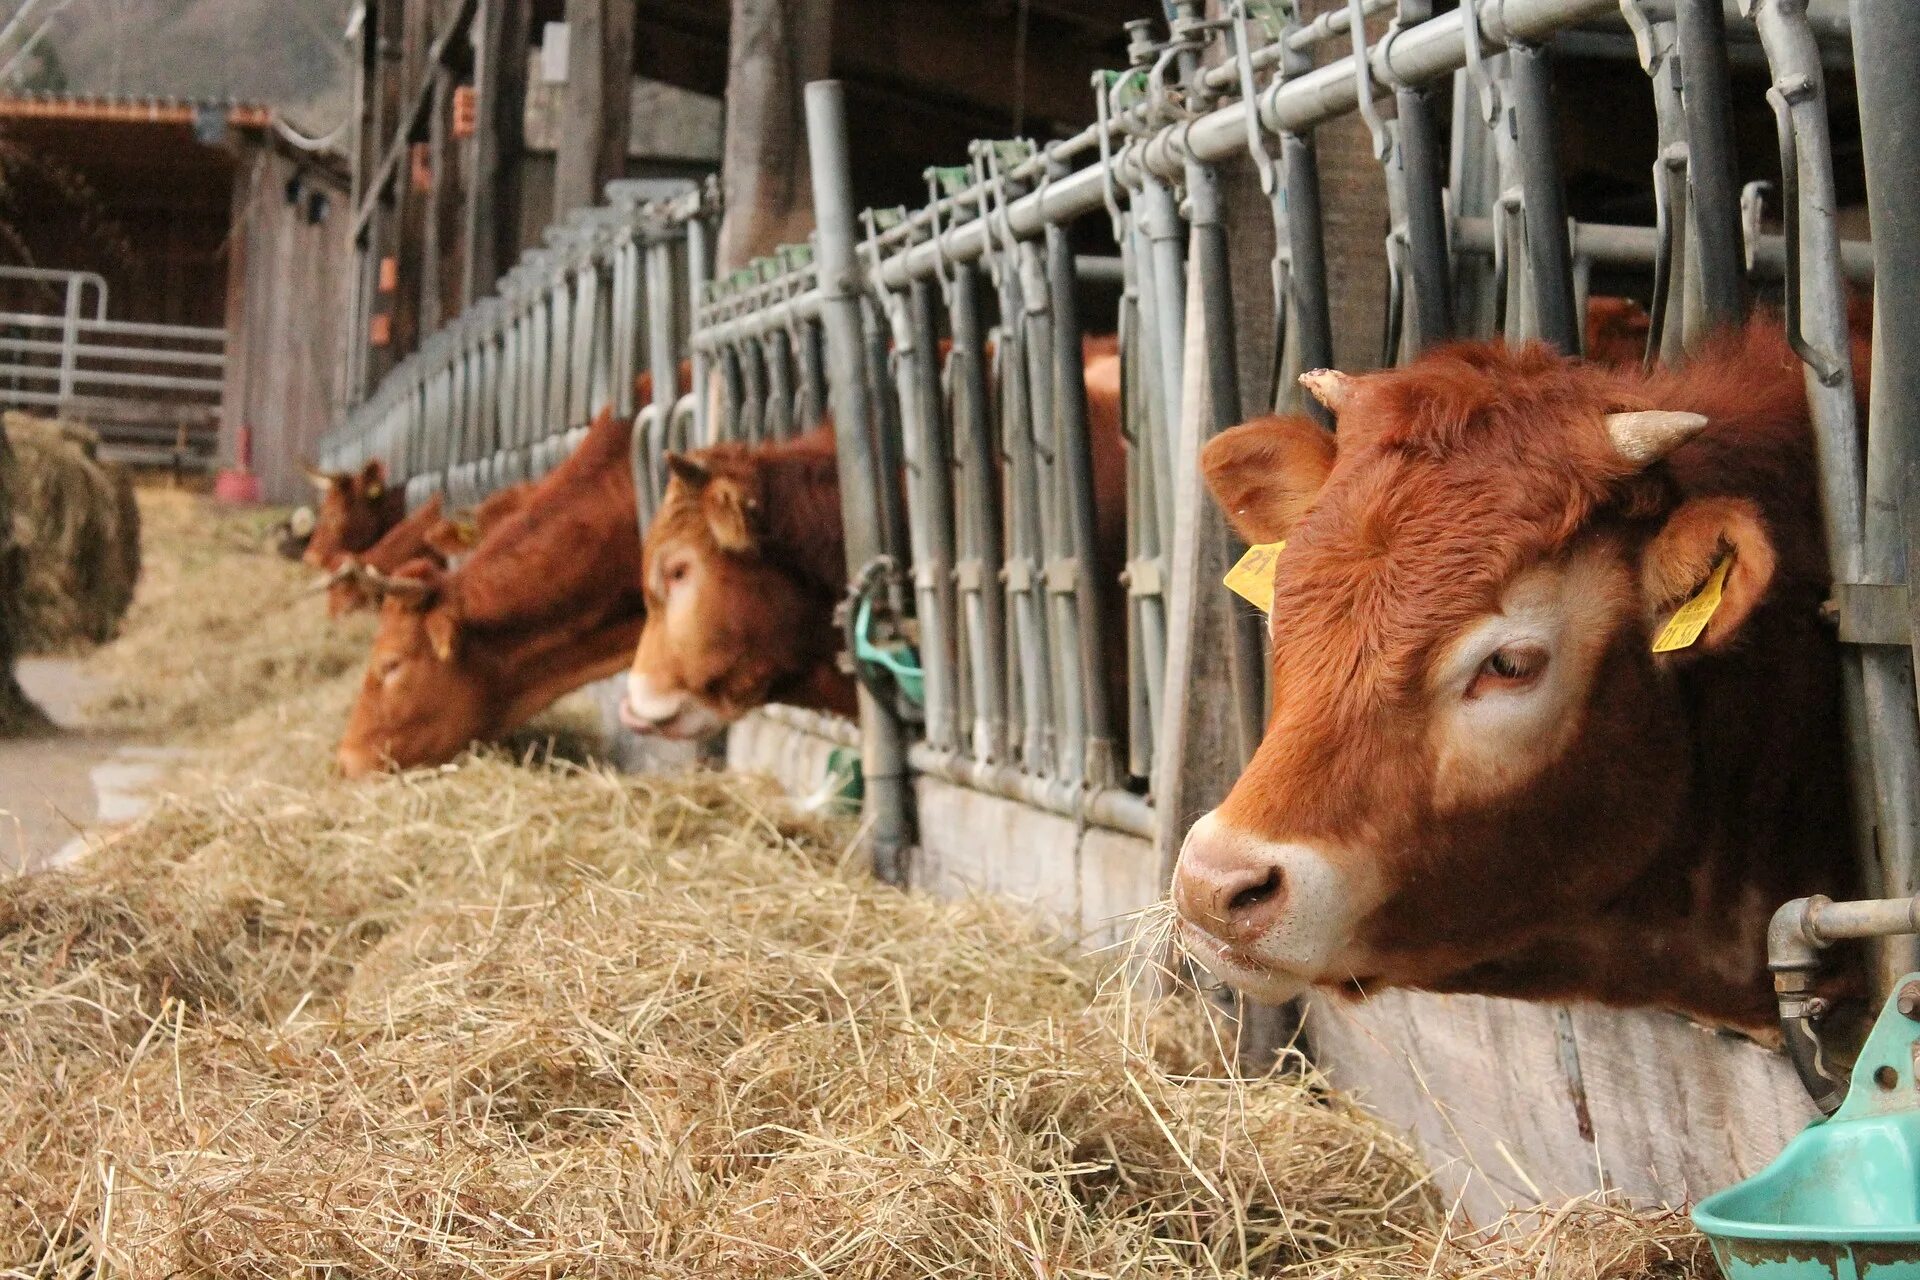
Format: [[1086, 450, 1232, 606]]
[[421, 67, 452, 334], [715, 0, 832, 271], [553, 0, 634, 219], [464, 0, 530, 304]]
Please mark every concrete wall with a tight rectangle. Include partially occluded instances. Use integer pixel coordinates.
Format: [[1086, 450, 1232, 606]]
[[715, 705, 1818, 1223]]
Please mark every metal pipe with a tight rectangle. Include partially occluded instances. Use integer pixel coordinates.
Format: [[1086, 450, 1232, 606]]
[[805, 80, 916, 887], [647, 238, 678, 511], [1675, 0, 1747, 328], [1507, 43, 1581, 354], [865, 0, 1619, 294], [1450, 216, 1875, 281], [947, 260, 1010, 765], [685, 215, 713, 444], [1186, 154, 1266, 768], [908, 743, 1155, 839], [1046, 164, 1117, 789], [1751, 0, 1919, 994], [1391, 0, 1455, 351]]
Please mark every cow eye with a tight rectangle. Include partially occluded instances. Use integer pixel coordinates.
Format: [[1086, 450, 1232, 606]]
[[1468, 644, 1548, 697], [665, 558, 692, 587]]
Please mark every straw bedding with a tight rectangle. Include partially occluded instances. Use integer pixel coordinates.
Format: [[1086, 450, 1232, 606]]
[[0, 492, 1716, 1278], [81, 487, 377, 740], [2, 412, 140, 655]]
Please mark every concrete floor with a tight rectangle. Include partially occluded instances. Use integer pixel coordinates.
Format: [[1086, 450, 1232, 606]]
[[0, 658, 167, 872]]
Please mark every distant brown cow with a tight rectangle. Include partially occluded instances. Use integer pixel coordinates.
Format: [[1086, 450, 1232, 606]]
[[324, 484, 533, 617], [303, 459, 406, 569], [620, 339, 1127, 740], [1584, 295, 1653, 367], [335, 411, 646, 776], [1173, 319, 1862, 1033]]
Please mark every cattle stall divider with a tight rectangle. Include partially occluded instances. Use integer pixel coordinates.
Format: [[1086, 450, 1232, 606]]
[[315, 0, 1920, 1218]]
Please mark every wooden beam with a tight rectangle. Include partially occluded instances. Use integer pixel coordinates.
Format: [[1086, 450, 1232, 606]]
[[351, 0, 481, 239], [420, 67, 451, 334], [716, 0, 832, 271], [463, 0, 530, 303], [553, 0, 636, 217]]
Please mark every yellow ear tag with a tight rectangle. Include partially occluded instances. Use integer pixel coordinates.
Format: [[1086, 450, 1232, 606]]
[[1223, 541, 1287, 614], [1651, 555, 1732, 654], [366, 482, 384, 501]]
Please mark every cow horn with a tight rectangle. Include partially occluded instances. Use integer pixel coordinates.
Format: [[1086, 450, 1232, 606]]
[[666, 451, 711, 489], [1604, 410, 1710, 466], [303, 462, 338, 493], [360, 566, 433, 602], [306, 559, 358, 594], [1299, 368, 1354, 413]]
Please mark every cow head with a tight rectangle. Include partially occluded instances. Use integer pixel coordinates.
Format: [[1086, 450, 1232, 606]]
[[1174, 342, 1790, 1016], [336, 559, 498, 776], [622, 437, 851, 739], [304, 459, 402, 568]]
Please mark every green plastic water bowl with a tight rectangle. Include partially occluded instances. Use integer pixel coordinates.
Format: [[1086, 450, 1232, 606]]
[[1695, 975, 1920, 1279]]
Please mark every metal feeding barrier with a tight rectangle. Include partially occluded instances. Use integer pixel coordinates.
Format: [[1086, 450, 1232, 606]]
[[318, 179, 715, 523], [320, 0, 1919, 1100]]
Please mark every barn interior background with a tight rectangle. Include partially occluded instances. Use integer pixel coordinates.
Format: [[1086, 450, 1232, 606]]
[[0, 0, 1913, 1234]]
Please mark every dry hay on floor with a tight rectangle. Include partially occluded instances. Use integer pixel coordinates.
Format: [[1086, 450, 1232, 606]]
[[81, 487, 377, 739], [0, 757, 1449, 1279], [2, 412, 140, 654], [0, 753, 1716, 1279]]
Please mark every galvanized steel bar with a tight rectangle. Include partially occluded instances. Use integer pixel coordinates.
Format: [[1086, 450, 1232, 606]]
[[805, 79, 916, 886]]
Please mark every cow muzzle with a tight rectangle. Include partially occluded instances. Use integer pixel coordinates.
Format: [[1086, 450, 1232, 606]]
[[1171, 811, 1357, 1003], [621, 671, 725, 740]]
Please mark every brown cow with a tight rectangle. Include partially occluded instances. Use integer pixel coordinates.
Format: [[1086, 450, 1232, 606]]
[[620, 340, 1128, 739], [326, 483, 536, 617], [1173, 318, 1862, 1033], [335, 409, 647, 776], [304, 459, 407, 569], [1584, 295, 1653, 367]]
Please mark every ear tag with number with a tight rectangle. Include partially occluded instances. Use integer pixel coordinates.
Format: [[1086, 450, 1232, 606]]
[[1223, 541, 1287, 615], [1651, 555, 1731, 653]]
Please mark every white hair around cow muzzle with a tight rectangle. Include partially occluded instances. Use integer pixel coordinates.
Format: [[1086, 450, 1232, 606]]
[[620, 670, 725, 740], [1171, 811, 1359, 1004]]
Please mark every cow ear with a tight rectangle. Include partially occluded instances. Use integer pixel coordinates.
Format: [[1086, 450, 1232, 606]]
[[702, 476, 757, 553], [666, 452, 711, 490], [424, 607, 460, 663], [1201, 415, 1337, 544], [1641, 496, 1776, 655]]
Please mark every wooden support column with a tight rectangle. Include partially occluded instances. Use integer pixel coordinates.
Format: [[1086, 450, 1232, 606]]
[[421, 66, 452, 334], [715, 0, 832, 271], [464, 0, 530, 303], [553, 0, 635, 219]]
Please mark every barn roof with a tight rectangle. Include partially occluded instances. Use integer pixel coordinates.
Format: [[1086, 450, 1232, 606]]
[[0, 92, 271, 128]]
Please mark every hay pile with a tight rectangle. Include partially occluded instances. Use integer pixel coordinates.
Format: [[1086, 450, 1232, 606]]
[[2, 411, 141, 654], [0, 760, 1437, 1277], [0, 750, 1714, 1278], [82, 488, 377, 740]]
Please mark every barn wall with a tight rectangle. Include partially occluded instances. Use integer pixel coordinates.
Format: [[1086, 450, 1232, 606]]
[[219, 145, 353, 505], [724, 708, 1818, 1223]]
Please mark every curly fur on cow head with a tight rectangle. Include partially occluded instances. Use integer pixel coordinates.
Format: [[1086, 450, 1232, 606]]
[[1177, 320, 1858, 1032]]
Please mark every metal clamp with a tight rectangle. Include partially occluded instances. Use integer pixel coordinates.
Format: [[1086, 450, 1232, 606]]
[[1346, 0, 1393, 161], [1766, 74, 1847, 387], [1459, 0, 1501, 126]]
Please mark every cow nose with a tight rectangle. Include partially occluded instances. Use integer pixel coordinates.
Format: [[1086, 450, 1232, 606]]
[[1173, 813, 1291, 948], [622, 671, 684, 734]]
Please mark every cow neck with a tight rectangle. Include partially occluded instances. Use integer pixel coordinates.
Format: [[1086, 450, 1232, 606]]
[[753, 438, 847, 600], [451, 413, 644, 635]]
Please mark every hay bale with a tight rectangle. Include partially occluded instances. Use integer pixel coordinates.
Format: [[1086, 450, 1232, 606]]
[[2, 411, 141, 654]]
